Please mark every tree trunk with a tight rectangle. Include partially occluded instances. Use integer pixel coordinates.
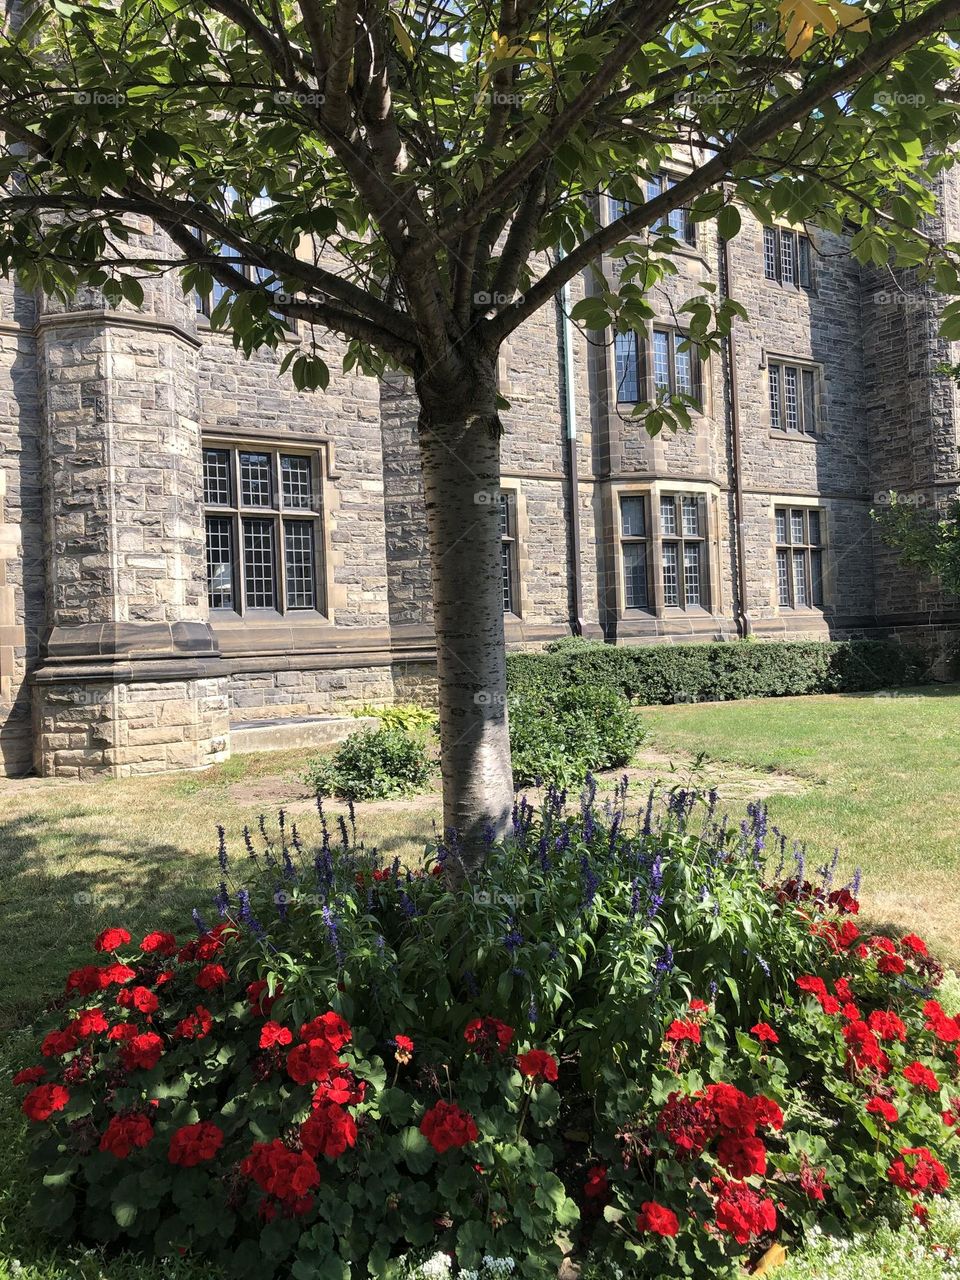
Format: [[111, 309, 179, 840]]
[[417, 404, 514, 867]]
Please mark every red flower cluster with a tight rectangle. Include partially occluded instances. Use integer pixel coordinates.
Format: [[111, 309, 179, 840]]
[[868, 1010, 907, 1043], [924, 1000, 960, 1044], [260, 1021, 293, 1050], [843, 1018, 890, 1075], [120, 1031, 164, 1072], [583, 1165, 609, 1200], [420, 1100, 479, 1153], [887, 1147, 950, 1198], [866, 1097, 899, 1124], [94, 927, 131, 953], [664, 1019, 701, 1046], [903, 1061, 940, 1093], [796, 975, 841, 1016], [750, 1022, 779, 1044], [516, 1049, 558, 1083], [247, 978, 281, 1017], [712, 1177, 777, 1244], [240, 1139, 320, 1212], [174, 1005, 213, 1040], [300, 1098, 357, 1159], [286, 1013, 352, 1086], [140, 930, 177, 956], [195, 963, 229, 990], [169, 1122, 224, 1167], [69, 1008, 109, 1039], [116, 985, 159, 1015], [658, 1083, 782, 1168], [393, 1034, 414, 1064], [22, 1083, 70, 1121], [464, 1016, 514, 1054], [636, 1201, 679, 1237], [99, 1113, 154, 1158]]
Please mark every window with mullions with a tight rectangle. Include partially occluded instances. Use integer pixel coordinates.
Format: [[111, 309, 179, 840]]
[[203, 444, 323, 616], [194, 189, 295, 329], [646, 173, 695, 245], [763, 226, 812, 288], [768, 359, 818, 433], [498, 493, 519, 615], [775, 507, 824, 608], [660, 493, 708, 609], [614, 328, 700, 405], [619, 495, 650, 610]]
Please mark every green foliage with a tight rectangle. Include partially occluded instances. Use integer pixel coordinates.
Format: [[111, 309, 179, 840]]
[[14, 791, 959, 1278], [352, 703, 439, 738], [507, 638, 925, 707], [302, 727, 434, 800], [508, 683, 645, 788], [872, 492, 960, 599]]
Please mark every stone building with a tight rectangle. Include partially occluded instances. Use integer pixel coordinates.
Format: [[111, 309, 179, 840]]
[[1, 178, 959, 779]]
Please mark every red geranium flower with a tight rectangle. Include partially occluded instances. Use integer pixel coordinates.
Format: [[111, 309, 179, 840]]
[[584, 1165, 609, 1200], [924, 1001, 960, 1044], [120, 1031, 164, 1072], [196, 963, 229, 990], [240, 1140, 320, 1204], [750, 1022, 778, 1044], [879, 954, 907, 976], [901, 934, 928, 957], [65, 965, 106, 996], [516, 1049, 559, 1082], [12, 1066, 46, 1087], [828, 888, 859, 915], [23, 1084, 70, 1121], [286, 1037, 345, 1085], [259, 1021, 293, 1050], [420, 1100, 479, 1153], [299, 1011, 352, 1050], [41, 1029, 78, 1059], [140, 930, 177, 956], [867, 1097, 899, 1124], [69, 1009, 109, 1038], [94, 927, 131, 953], [174, 1005, 213, 1040], [868, 1010, 908, 1043], [716, 1134, 767, 1179], [464, 1016, 514, 1053], [169, 1122, 224, 1167], [100, 963, 137, 987], [712, 1178, 777, 1244], [904, 1062, 940, 1093], [888, 1147, 949, 1197], [393, 1034, 414, 1064], [665, 1020, 701, 1045], [247, 978, 280, 1017], [636, 1201, 679, 1237], [800, 1161, 829, 1202], [300, 1099, 358, 1159], [843, 1020, 890, 1074], [117, 985, 160, 1015], [99, 1113, 154, 1158], [689, 999, 709, 1012]]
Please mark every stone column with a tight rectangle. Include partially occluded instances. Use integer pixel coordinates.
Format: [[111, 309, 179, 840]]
[[31, 223, 230, 777]]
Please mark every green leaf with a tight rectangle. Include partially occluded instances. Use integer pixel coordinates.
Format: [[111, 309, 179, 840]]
[[717, 204, 741, 241]]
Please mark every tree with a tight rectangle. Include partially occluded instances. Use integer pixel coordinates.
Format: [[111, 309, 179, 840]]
[[1, 0, 960, 855], [873, 491, 960, 598]]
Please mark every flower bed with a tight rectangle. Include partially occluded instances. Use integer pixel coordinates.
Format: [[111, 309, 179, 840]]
[[14, 788, 960, 1279]]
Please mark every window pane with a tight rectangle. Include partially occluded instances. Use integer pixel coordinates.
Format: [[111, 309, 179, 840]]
[[501, 541, 514, 613], [681, 495, 700, 537], [243, 518, 276, 608], [769, 364, 782, 428], [775, 508, 788, 544], [203, 449, 231, 505], [652, 330, 671, 391], [674, 334, 693, 396], [780, 229, 796, 284], [683, 543, 702, 606], [498, 492, 512, 536], [623, 542, 648, 609], [284, 520, 316, 609], [662, 543, 680, 606], [791, 509, 805, 543], [798, 236, 811, 288], [609, 197, 632, 222], [776, 548, 791, 606], [206, 517, 234, 610], [240, 452, 272, 507], [660, 496, 677, 535], [621, 496, 645, 538], [808, 510, 821, 545], [763, 227, 778, 280], [646, 174, 664, 203], [784, 366, 799, 430], [802, 368, 816, 432], [793, 549, 809, 605], [281, 455, 312, 509], [615, 331, 639, 403], [811, 549, 824, 606]]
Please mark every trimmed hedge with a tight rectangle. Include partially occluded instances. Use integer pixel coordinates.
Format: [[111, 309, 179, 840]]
[[506, 637, 927, 706]]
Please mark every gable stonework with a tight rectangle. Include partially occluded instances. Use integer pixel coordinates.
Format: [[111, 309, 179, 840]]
[[1, 194, 959, 777]]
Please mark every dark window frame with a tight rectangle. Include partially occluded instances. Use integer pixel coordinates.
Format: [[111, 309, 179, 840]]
[[659, 492, 709, 611], [203, 443, 324, 618], [614, 325, 702, 408], [619, 494, 650, 612], [767, 358, 819, 434], [498, 491, 520, 616], [607, 172, 695, 246], [763, 225, 813, 289], [775, 506, 825, 609]]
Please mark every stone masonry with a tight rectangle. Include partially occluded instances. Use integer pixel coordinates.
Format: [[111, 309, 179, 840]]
[[1, 185, 959, 777]]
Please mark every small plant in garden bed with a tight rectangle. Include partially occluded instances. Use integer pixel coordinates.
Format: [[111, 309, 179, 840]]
[[303, 725, 435, 800], [352, 703, 439, 738], [508, 682, 644, 787], [14, 789, 960, 1279]]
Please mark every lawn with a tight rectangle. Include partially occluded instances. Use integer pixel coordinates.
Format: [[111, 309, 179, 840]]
[[642, 683, 960, 968]]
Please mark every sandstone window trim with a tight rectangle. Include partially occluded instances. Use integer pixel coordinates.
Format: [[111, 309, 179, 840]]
[[762, 225, 813, 290], [774, 505, 825, 609], [765, 355, 821, 436], [658, 491, 709, 611], [499, 489, 521, 617], [615, 485, 714, 616], [618, 493, 651, 612], [614, 325, 703, 410], [202, 442, 326, 619]]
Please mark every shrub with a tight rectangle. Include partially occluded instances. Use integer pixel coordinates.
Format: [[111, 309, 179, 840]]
[[506, 638, 926, 707], [303, 725, 434, 800], [508, 683, 645, 788], [15, 787, 960, 1279], [353, 703, 439, 738]]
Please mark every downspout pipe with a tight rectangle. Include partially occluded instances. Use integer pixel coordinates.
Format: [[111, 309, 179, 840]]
[[558, 256, 586, 637], [719, 227, 752, 638]]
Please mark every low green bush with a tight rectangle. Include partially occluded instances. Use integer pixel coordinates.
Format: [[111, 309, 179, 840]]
[[507, 638, 926, 707], [352, 703, 439, 737], [509, 682, 644, 788], [303, 726, 434, 800]]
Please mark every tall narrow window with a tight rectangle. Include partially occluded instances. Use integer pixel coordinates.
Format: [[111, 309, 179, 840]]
[[660, 493, 708, 610], [646, 173, 696, 245], [620, 496, 649, 610], [615, 331, 641, 403], [203, 444, 324, 615], [768, 360, 819, 433], [499, 493, 519, 615], [775, 506, 825, 608], [763, 226, 813, 289], [652, 330, 671, 392], [653, 328, 701, 404]]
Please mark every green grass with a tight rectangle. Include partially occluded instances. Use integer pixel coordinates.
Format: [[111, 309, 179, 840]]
[[642, 684, 960, 967]]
